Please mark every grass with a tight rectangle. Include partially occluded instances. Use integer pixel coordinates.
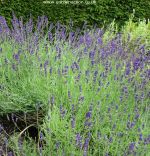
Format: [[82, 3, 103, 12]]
[[0, 15, 150, 156]]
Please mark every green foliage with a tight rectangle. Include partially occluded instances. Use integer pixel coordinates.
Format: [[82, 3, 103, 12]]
[[0, 17, 150, 155], [0, 0, 150, 29]]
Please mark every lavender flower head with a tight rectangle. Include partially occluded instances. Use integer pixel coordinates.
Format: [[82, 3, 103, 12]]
[[76, 133, 82, 149]]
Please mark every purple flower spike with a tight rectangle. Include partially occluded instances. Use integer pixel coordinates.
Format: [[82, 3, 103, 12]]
[[48, 31, 53, 42], [0, 124, 3, 133], [97, 37, 103, 45], [12, 63, 17, 71], [44, 60, 49, 69], [125, 68, 130, 76], [139, 133, 143, 141], [79, 36, 84, 45], [135, 113, 140, 120], [61, 28, 66, 40], [91, 60, 95, 66], [93, 70, 98, 82], [69, 32, 75, 43], [89, 50, 95, 60], [84, 47, 88, 54], [7, 151, 14, 156], [75, 72, 81, 82], [71, 62, 79, 72], [60, 105, 66, 118], [83, 137, 90, 152], [84, 121, 92, 127], [127, 121, 131, 129], [68, 90, 71, 99], [0, 16, 10, 35], [78, 96, 84, 103], [116, 105, 118, 110], [133, 58, 141, 71], [49, 67, 52, 74], [71, 104, 74, 112], [51, 96, 54, 105], [94, 70, 98, 77], [131, 122, 135, 128], [85, 34, 92, 47], [71, 117, 75, 128], [13, 53, 19, 61], [55, 141, 61, 150], [107, 107, 111, 113], [40, 132, 44, 141], [129, 142, 135, 152], [105, 153, 109, 156], [86, 111, 91, 119], [112, 124, 116, 130], [76, 133, 82, 149], [74, 62, 79, 70]]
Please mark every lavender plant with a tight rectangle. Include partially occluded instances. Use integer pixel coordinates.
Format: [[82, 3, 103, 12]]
[[0, 14, 150, 156]]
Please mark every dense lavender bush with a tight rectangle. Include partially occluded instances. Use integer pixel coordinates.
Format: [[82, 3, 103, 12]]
[[0, 15, 150, 156]]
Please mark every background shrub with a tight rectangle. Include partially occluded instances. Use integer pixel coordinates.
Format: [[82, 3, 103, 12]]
[[0, 0, 150, 30]]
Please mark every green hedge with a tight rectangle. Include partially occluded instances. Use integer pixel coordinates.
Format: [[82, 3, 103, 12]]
[[0, 0, 150, 29]]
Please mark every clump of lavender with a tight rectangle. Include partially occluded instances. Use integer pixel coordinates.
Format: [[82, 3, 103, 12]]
[[0, 15, 150, 156]]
